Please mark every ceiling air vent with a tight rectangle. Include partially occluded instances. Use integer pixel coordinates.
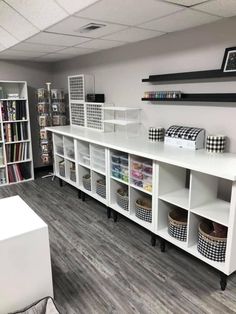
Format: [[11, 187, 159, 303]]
[[77, 23, 106, 34]]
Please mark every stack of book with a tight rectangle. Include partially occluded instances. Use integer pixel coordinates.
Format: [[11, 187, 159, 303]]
[[1, 100, 27, 121], [4, 122, 28, 142], [5, 143, 29, 162], [8, 163, 31, 183]]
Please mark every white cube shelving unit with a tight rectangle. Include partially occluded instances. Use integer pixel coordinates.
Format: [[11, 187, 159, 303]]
[[0, 81, 34, 187], [47, 125, 236, 289]]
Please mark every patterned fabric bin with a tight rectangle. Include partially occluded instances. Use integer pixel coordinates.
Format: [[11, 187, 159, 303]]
[[96, 179, 106, 199], [70, 169, 76, 182], [116, 188, 129, 211], [206, 135, 226, 153], [82, 174, 91, 191], [59, 162, 65, 177], [168, 209, 187, 241], [135, 198, 152, 223], [198, 222, 227, 262]]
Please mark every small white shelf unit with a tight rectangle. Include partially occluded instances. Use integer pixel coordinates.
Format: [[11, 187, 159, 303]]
[[0, 81, 34, 186], [47, 125, 236, 279]]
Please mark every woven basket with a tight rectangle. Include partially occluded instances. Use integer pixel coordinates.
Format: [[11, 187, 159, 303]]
[[96, 179, 106, 199], [70, 169, 76, 182], [198, 222, 227, 262], [135, 198, 152, 223], [168, 209, 187, 241], [59, 163, 65, 177], [82, 174, 91, 191], [116, 188, 129, 211]]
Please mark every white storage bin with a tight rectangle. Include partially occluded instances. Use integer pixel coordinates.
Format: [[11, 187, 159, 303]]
[[79, 152, 90, 166]]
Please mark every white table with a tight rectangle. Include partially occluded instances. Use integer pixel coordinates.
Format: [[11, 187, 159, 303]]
[[0, 196, 53, 314]]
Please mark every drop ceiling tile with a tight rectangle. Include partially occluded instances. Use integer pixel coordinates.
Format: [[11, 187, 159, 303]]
[[55, 0, 100, 14], [10, 42, 67, 53], [56, 46, 97, 55], [77, 0, 184, 26], [25, 32, 90, 47], [77, 39, 125, 49], [0, 26, 18, 48], [0, 49, 47, 58], [193, 0, 236, 17], [140, 8, 221, 32], [103, 27, 164, 43], [36, 53, 73, 62], [163, 0, 208, 6], [0, 2, 38, 41], [5, 0, 68, 30], [47, 16, 127, 38]]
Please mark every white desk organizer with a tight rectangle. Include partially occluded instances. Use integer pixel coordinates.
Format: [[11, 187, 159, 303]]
[[165, 125, 205, 150]]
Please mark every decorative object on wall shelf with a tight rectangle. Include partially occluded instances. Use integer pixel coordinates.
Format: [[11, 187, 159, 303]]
[[222, 47, 236, 73], [144, 91, 181, 100], [165, 125, 205, 150], [206, 135, 226, 153], [142, 93, 236, 102], [148, 127, 165, 142], [198, 221, 227, 262]]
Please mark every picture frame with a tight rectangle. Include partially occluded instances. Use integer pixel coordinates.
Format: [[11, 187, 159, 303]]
[[221, 46, 236, 72]]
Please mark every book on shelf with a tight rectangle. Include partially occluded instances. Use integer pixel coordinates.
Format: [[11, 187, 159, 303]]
[[0, 145, 3, 165], [0, 100, 27, 121], [4, 122, 28, 142], [8, 163, 31, 183], [5, 142, 29, 162]]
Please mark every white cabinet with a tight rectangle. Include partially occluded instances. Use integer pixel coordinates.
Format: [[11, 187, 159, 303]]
[[47, 125, 236, 288]]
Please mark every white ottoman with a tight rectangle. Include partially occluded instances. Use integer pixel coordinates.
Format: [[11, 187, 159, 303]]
[[0, 196, 53, 314]]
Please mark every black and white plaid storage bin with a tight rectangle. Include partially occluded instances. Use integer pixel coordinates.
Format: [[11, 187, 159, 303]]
[[135, 198, 152, 223], [116, 189, 129, 211], [59, 162, 65, 177], [70, 169, 76, 182], [165, 125, 203, 141], [82, 175, 91, 191], [96, 179, 106, 198], [206, 135, 226, 153], [148, 127, 165, 142], [168, 209, 187, 241], [198, 223, 227, 262]]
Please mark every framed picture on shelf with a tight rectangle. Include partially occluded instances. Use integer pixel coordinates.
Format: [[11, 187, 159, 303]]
[[221, 47, 236, 72]]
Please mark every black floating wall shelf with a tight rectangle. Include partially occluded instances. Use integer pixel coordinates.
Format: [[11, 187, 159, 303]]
[[142, 93, 236, 102], [142, 69, 236, 83]]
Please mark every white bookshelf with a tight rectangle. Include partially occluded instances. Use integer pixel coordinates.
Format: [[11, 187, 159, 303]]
[[0, 81, 34, 186], [47, 125, 236, 289]]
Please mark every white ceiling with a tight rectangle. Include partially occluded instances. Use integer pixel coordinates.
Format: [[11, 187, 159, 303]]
[[0, 0, 235, 63]]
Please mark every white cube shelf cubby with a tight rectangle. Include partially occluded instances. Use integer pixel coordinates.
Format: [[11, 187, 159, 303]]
[[47, 125, 236, 286]]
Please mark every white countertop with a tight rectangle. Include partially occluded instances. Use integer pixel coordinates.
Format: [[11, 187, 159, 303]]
[[0, 196, 46, 241], [46, 125, 236, 181]]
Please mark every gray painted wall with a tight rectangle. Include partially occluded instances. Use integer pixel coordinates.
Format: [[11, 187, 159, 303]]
[[0, 60, 53, 167], [52, 16, 236, 153]]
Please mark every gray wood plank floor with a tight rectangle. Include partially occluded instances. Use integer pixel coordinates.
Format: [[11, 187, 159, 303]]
[[1, 176, 236, 314]]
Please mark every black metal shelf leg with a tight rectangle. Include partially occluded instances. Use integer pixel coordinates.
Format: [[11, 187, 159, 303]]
[[160, 238, 166, 252], [59, 178, 63, 187], [78, 190, 81, 199], [151, 233, 157, 246], [82, 192, 85, 202], [113, 210, 118, 222], [107, 207, 111, 219], [220, 272, 228, 291]]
